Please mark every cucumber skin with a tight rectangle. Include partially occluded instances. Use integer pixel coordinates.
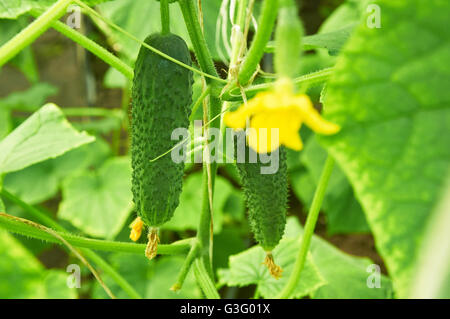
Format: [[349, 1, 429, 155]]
[[236, 141, 288, 251], [131, 33, 193, 227]]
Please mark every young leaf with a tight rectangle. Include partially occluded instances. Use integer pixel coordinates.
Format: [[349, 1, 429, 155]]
[[284, 218, 393, 299], [218, 238, 326, 299], [319, 0, 450, 297], [0, 103, 94, 174]]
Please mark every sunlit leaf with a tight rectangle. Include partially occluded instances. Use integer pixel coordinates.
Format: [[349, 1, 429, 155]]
[[0, 103, 94, 174], [319, 0, 450, 297]]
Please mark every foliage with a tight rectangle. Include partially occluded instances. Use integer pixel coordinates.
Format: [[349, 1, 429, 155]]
[[0, 0, 448, 300]]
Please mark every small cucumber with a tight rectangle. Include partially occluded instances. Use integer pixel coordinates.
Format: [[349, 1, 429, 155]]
[[235, 134, 288, 278]]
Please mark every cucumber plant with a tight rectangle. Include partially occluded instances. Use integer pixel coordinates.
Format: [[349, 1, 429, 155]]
[[0, 0, 448, 301]]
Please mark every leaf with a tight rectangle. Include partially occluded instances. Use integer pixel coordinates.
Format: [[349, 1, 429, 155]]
[[218, 238, 326, 299], [58, 156, 133, 238], [318, 0, 369, 34], [0, 229, 76, 298], [0, 82, 57, 139], [319, 0, 450, 297], [283, 217, 393, 299], [0, 103, 95, 174], [0, 0, 115, 18], [266, 24, 357, 56], [303, 25, 357, 56], [291, 136, 370, 234], [163, 172, 238, 234], [0, 82, 57, 111], [0, 0, 54, 19], [3, 138, 110, 204], [409, 176, 450, 298], [92, 254, 202, 299]]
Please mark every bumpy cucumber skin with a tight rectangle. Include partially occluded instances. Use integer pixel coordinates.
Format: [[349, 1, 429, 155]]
[[131, 33, 193, 227], [236, 142, 288, 251]]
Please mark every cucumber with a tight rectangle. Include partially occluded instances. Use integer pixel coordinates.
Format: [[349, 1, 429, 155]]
[[131, 33, 193, 257], [235, 134, 288, 278]]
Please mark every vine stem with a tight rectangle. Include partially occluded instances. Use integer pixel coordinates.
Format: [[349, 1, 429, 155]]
[[45, 17, 134, 80], [160, 0, 170, 34], [74, 0, 226, 84], [277, 155, 335, 299], [0, 210, 192, 255], [193, 258, 220, 299], [0, 0, 73, 67], [221, 67, 334, 101], [237, 0, 278, 86], [179, 0, 222, 281]]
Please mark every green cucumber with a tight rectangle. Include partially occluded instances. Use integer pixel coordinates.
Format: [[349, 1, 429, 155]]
[[131, 33, 193, 235], [235, 134, 288, 277]]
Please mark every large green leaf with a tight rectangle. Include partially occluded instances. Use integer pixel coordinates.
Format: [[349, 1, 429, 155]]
[[319, 0, 450, 297], [0, 103, 94, 174], [3, 138, 110, 204], [218, 238, 326, 299], [58, 157, 132, 238], [0, 229, 76, 298], [409, 176, 450, 298]]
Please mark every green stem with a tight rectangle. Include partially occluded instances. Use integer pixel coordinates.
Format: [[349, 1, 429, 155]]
[[229, 0, 248, 70], [160, 0, 170, 34], [1, 189, 60, 230], [171, 241, 200, 291], [193, 258, 220, 299], [74, 0, 225, 84], [46, 18, 134, 80], [277, 155, 335, 299], [189, 85, 210, 121], [0, 212, 192, 255], [237, 0, 278, 85], [0, 0, 73, 67], [179, 0, 223, 280], [221, 67, 334, 101], [178, 0, 218, 82]]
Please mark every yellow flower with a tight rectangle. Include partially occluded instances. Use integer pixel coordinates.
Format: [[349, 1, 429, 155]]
[[129, 216, 143, 242], [224, 78, 340, 153]]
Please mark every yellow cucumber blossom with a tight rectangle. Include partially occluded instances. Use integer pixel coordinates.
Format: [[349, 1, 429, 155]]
[[129, 217, 143, 242], [224, 78, 340, 153]]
